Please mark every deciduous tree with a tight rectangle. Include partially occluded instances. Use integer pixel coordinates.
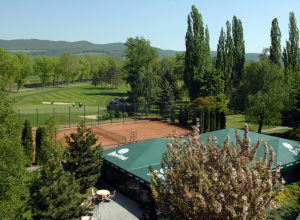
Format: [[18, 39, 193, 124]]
[[34, 56, 55, 88], [184, 5, 208, 101], [225, 21, 234, 96], [60, 53, 80, 87], [269, 18, 282, 65], [282, 12, 299, 75], [232, 16, 245, 82], [15, 53, 33, 92], [123, 36, 159, 102], [149, 122, 284, 219], [244, 58, 286, 133]]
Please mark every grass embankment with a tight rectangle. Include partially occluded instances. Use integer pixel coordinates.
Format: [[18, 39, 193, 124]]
[[226, 114, 276, 132]]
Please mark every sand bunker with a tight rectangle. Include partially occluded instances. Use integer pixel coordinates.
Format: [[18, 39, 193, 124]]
[[42, 102, 72, 105], [79, 115, 103, 120]]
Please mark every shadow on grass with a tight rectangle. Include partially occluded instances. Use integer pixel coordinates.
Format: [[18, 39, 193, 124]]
[[83, 87, 118, 90], [83, 92, 128, 97]]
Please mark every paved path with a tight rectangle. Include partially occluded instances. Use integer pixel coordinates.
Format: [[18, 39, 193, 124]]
[[261, 126, 292, 133], [26, 166, 41, 172], [87, 190, 142, 220]]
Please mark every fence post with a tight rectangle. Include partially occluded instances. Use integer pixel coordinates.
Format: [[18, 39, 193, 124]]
[[123, 103, 125, 123], [164, 103, 166, 121], [84, 106, 86, 125], [18, 110, 20, 132], [53, 108, 55, 118], [69, 107, 71, 128], [146, 102, 148, 119], [36, 109, 38, 128], [98, 105, 100, 125], [110, 107, 112, 124], [135, 103, 137, 121]]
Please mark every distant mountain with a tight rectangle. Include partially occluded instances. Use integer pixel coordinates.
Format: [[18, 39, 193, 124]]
[[0, 39, 260, 61]]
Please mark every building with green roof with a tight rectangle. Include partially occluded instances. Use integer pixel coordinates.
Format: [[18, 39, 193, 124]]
[[101, 128, 300, 203]]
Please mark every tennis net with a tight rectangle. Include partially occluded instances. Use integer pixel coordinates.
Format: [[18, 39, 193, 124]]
[[93, 126, 126, 143]]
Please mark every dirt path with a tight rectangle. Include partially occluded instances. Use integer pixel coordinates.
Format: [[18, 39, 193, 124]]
[[261, 126, 292, 133]]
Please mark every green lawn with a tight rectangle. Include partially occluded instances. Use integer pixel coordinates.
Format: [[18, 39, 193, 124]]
[[263, 129, 291, 138], [226, 114, 276, 132], [9, 82, 129, 109], [9, 83, 161, 128]]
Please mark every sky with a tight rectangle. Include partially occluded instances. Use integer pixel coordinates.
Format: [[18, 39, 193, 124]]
[[1, 0, 300, 53]]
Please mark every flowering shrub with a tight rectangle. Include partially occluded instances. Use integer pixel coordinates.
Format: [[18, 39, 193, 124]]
[[149, 119, 284, 219]]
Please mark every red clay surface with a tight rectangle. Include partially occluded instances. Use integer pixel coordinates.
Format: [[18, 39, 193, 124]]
[[32, 120, 192, 150]]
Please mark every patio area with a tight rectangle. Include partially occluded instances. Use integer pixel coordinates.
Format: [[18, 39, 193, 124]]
[[86, 188, 142, 220]]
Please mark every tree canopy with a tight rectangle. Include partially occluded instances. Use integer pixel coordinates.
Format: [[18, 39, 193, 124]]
[[149, 122, 284, 219], [0, 92, 26, 219]]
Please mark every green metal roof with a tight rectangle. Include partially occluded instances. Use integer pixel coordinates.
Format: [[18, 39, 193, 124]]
[[102, 128, 300, 183]]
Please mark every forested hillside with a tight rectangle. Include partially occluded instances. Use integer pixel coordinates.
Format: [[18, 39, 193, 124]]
[[0, 39, 259, 60]]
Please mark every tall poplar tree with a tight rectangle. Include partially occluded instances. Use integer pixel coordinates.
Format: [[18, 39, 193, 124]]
[[216, 27, 225, 73], [204, 25, 212, 71], [282, 12, 299, 75], [184, 5, 211, 101], [232, 16, 245, 82], [269, 18, 282, 65], [225, 21, 234, 96]]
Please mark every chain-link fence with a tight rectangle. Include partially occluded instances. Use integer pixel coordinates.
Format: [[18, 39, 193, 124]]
[[18, 103, 162, 131], [18, 103, 222, 131]]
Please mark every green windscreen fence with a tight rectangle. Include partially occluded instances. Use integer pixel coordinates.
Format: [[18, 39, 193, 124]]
[[102, 128, 300, 185]]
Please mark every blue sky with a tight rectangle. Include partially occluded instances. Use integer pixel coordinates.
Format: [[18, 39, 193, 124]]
[[1, 0, 299, 53]]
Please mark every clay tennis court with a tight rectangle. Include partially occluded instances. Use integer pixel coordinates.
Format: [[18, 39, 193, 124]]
[[36, 120, 192, 150]]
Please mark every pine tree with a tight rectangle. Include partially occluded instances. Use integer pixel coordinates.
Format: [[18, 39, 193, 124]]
[[178, 105, 184, 124], [0, 92, 26, 219], [183, 105, 189, 125], [35, 117, 64, 165], [220, 111, 226, 129], [216, 108, 221, 130], [22, 118, 34, 166], [29, 156, 88, 220], [282, 12, 299, 75], [159, 78, 175, 119], [198, 107, 205, 133], [170, 105, 176, 123], [164, 71, 182, 101], [269, 18, 282, 65], [91, 70, 101, 87], [35, 126, 50, 165], [64, 122, 104, 193], [232, 16, 245, 82], [210, 108, 216, 131], [204, 107, 210, 132]]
